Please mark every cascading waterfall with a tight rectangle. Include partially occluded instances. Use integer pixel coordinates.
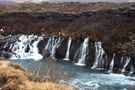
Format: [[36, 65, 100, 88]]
[[108, 54, 115, 72], [3, 42, 8, 49], [130, 64, 135, 74], [91, 42, 105, 69], [43, 37, 51, 57], [0, 42, 8, 58], [10, 35, 43, 61], [63, 37, 72, 61], [44, 36, 63, 59], [121, 57, 124, 65], [10, 35, 29, 59], [121, 57, 131, 73], [0, 34, 134, 74], [29, 36, 43, 60], [74, 37, 89, 66]]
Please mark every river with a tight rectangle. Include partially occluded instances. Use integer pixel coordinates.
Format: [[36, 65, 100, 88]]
[[12, 59, 135, 90]]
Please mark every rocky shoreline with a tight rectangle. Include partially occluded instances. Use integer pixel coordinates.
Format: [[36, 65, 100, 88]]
[[0, 2, 134, 90]]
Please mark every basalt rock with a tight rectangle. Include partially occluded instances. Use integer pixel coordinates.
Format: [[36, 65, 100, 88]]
[[0, 34, 135, 74], [0, 7, 134, 59]]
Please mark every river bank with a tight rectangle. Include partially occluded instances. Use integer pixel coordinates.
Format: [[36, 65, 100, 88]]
[[0, 60, 74, 90]]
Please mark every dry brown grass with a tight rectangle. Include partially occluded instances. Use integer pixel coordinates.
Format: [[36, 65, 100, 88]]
[[25, 81, 74, 90], [0, 60, 74, 90]]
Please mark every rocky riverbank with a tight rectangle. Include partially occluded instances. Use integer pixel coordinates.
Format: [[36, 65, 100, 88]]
[[0, 7, 135, 58], [0, 3, 134, 90]]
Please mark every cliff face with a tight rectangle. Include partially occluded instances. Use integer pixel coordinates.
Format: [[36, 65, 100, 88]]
[[0, 7, 135, 57]]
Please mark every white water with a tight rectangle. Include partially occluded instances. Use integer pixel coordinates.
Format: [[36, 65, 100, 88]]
[[70, 73, 135, 90], [121, 56, 124, 65], [0, 42, 9, 59], [75, 37, 89, 66], [3, 42, 8, 49], [43, 37, 51, 57], [44, 36, 63, 59], [91, 42, 105, 69], [121, 57, 131, 73], [63, 37, 72, 61], [1, 34, 135, 74], [1, 33, 134, 90], [44, 37, 51, 50], [10, 35, 43, 61], [0, 28, 4, 32], [130, 64, 135, 74], [13, 60, 135, 90], [108, 54, 115, 72]]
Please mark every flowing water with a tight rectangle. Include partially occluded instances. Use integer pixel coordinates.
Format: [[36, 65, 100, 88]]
[[12, 59, 135, 90], [74, 37, 89, 66], [108, 54, 115, 72], [1, 34, 135, 90], [91, 42, 105, 69], [121, 57, 131, 73], [44, 36, 64, 59], [10, 35, 43, 60], [63, 37, 72, 61]]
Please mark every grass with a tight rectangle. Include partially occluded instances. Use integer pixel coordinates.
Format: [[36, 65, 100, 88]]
[[0, 60, 74, 90]]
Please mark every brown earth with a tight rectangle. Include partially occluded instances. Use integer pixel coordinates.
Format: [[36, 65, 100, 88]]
[[0, 2, 135, 14], [0, 2, 134, 57]]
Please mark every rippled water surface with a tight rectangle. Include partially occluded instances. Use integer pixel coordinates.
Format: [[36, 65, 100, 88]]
[[12, 60, 135, 90]]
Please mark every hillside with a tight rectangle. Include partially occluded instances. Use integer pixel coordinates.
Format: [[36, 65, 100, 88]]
[[0, 2, 135, 58], [0, 2, 135, 14]]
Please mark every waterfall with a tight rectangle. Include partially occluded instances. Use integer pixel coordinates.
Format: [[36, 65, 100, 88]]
[[121, 57, 131, 73], [91, 42, 105, 69], [0, 28, 4, 33], [44, 36, 63, 59], [4, 42, 8, 49], [63, 37, 72, 61], [1, 42, 9, 58], [45, 38, 51, 50], [43, 37, 51, 57], [121, 57, 124, 65], [10, 35, 43, 61], [29, 36, 43, 60], [0, 34, 134, 74], [108, 54, 115, 72], [74, 37, 89, 66], [130, 64, 135, 74]]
